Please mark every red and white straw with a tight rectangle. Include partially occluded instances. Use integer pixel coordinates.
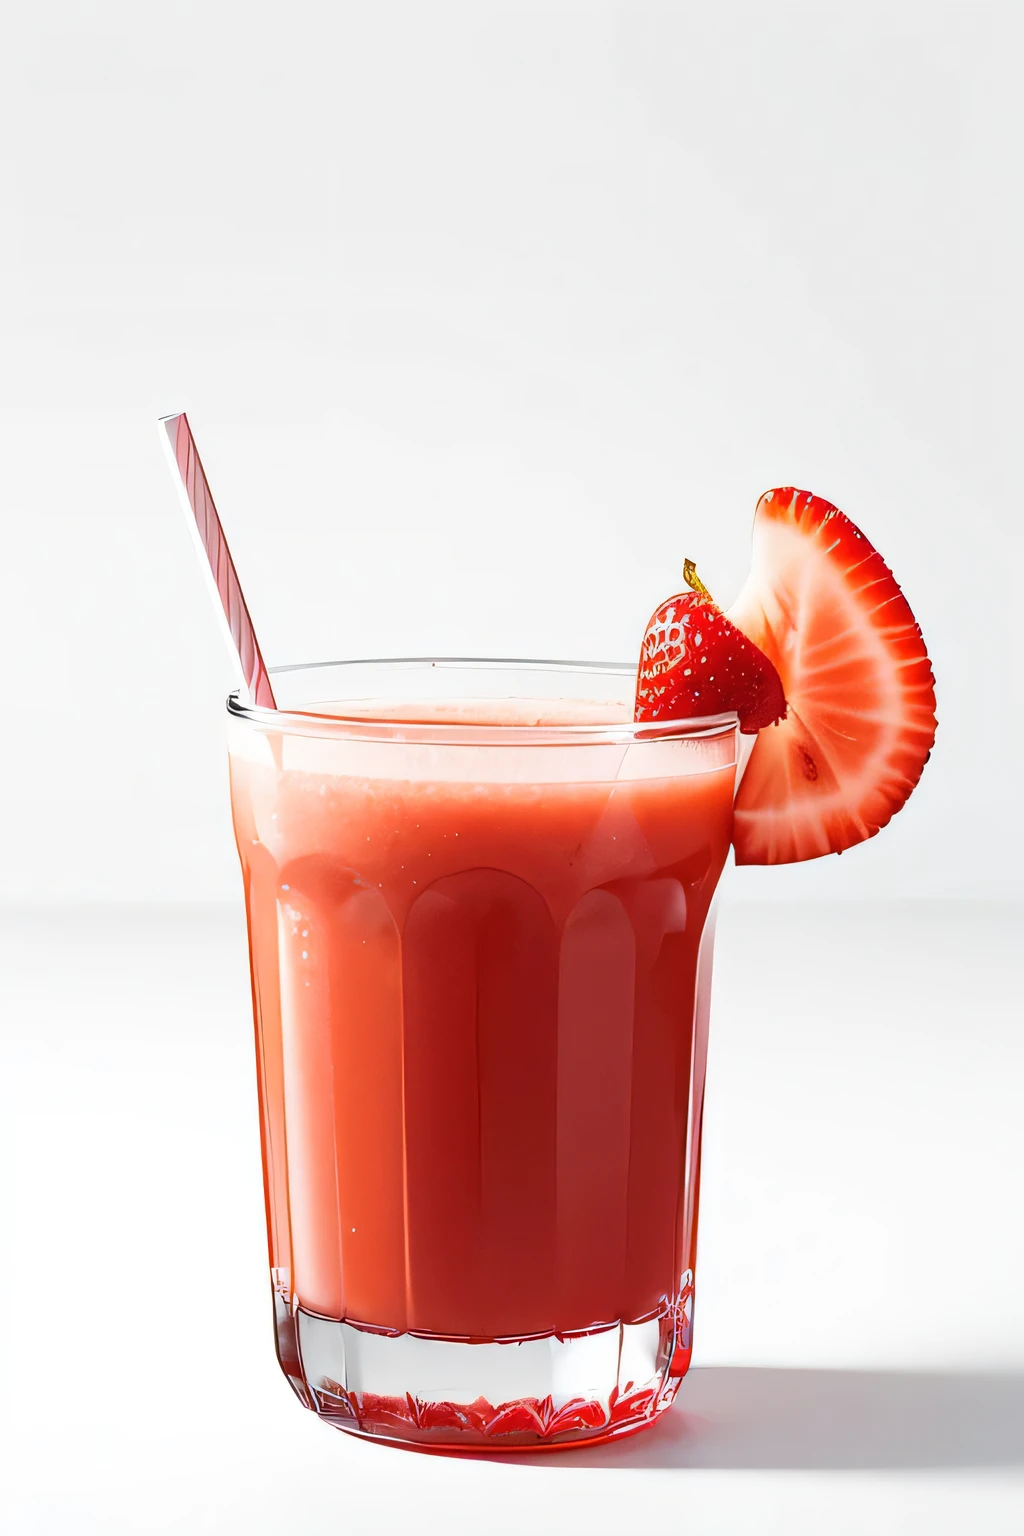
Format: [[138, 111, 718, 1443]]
[[159, 412, 276, 709]]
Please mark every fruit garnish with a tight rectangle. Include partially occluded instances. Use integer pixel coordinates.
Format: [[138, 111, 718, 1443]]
[[635, 563, 787, 733], [727, 488, 937, 865]]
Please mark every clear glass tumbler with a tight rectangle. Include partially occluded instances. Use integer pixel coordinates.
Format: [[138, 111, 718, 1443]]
[[226, 659, 738, 1450]]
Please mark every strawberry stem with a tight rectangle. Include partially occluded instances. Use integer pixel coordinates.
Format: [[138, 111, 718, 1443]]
[[683, 558, 713, 601]]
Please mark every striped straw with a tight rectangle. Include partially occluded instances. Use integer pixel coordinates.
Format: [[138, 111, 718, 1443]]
[[159, 412, 276, 709]]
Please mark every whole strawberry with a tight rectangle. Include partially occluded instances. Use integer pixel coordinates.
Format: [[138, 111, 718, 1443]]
[[635, 561, 787, 734]]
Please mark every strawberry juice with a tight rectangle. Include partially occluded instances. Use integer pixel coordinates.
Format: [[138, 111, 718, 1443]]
[[227, 660, 738, 1447]]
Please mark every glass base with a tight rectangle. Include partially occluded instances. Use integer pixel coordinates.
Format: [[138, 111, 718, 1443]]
[[272, 1272, 693, 1451]]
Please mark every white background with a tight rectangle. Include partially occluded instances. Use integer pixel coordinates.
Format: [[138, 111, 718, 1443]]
[[2, 0, 1022, 904], [2, 4, 1023, 1533]]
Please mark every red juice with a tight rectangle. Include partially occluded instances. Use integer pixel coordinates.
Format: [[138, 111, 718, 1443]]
[[227, 664, 737, 1447]]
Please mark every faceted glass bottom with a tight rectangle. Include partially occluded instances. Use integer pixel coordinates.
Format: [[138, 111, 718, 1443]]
[[272, 1270, 694, 1451]]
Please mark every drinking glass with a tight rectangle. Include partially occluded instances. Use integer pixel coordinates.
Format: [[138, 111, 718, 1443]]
[[227, 659, 738, 1450]]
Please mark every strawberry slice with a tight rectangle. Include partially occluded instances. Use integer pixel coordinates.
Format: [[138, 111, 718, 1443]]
[[728, 488, 937, 865], [635, 565, 787, 733]]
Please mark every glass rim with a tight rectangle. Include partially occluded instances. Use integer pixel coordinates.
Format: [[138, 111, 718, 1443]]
[[226, 657, 739, 746]]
